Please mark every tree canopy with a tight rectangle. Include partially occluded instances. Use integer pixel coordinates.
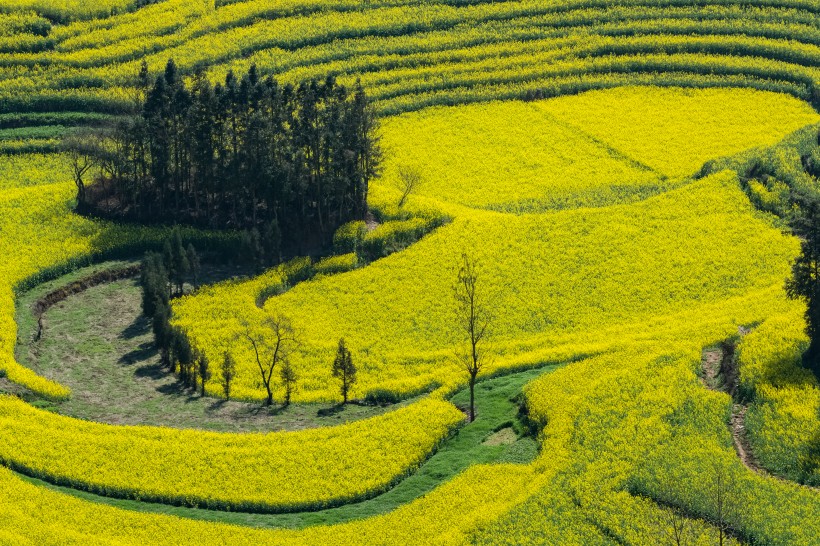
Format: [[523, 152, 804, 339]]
[[78, 60, 380, 251]]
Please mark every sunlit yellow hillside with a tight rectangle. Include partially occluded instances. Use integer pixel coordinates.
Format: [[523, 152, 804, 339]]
[[0, 0, 819, 543]]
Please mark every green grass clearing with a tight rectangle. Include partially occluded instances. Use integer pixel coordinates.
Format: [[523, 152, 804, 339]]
[[10, 260, 417, 432]]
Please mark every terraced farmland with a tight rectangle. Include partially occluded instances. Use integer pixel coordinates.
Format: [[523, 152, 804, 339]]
[[0, 0, 819, 544]]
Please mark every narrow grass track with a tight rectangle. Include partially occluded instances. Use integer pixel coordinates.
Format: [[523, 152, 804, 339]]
[[10, 363, 559, 528]]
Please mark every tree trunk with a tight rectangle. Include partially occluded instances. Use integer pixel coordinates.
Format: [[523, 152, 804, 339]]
[[469, 374, 476, 422], [343, 376, 348, 404]]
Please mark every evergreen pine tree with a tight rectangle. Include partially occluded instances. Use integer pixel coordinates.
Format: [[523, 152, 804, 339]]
[[220, 351, 236, 400], [332, 338, 357, 404], [280, 359, 297, 407], [786, 188, 820, 373], [170, 228, 190, 295], [152, 300, 172, 368], [140, 251, 168, 317], [197, 351, 211, 396], [172, 328, 194, 382], [186, 243, 200, 288], [263, 220, 281, 266], [81, 61, 381, 248]]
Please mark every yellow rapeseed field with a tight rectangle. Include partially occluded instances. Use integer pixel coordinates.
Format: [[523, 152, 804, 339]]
[[0, 0, 817, 540], [174, 88, 817, 403]]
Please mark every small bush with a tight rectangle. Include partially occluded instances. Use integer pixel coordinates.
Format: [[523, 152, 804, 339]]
[[333, 221, 367, 254], [360, 216, 445, 262], [315, 253, 358, 276], [286, 258, 314, 285], [364, 389, 402, 405]]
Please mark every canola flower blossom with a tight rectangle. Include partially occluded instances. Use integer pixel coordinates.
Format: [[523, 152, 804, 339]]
[[0, 0, 815, 539]]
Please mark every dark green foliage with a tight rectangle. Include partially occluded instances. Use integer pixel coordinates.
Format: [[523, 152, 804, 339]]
[[220, 352, 236, 400], [239, 228, 264, 271], [363, 389, 401, 405], [172, 328, 195, 386], [80, 60, 380, 253], [197, 351, 211, 397], [785, 188, 820, 374], [797, 428, 820, 485], [152, 301, 172, 368], [332, 338, 357, 403], [186, 244, 200, 288], [168, 228, 190, 296], [140, 251, 168, 317], [262, 220, 281, 265], [279, 360, 298, 407], [139, 233, 203, 383]]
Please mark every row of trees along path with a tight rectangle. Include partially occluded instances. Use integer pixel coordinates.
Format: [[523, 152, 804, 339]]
[[140, 232, 360, 407], [139, 240, 488, 413]]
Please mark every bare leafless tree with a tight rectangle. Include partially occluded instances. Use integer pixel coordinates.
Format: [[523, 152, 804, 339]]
[[62, 132, 98, 205], [396, 165, 423, 208], [652, 504, 690, 546], [709, 463, 737, 546], [666, 510, 688, 546], [453, 253, 492, 422], [240, 313, 298, 406]]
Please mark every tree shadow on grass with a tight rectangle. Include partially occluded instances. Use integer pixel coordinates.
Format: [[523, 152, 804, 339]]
[[119, 314, 150, 340], [316, 404, 345, 418], [155, 381, 206, 404], [118, 342, 157, 366], [205, 398, 287, 417], [135, 361, 171, 381]]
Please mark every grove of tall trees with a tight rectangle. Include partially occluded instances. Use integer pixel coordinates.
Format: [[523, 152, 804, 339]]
[[77, 60, 380, 250]]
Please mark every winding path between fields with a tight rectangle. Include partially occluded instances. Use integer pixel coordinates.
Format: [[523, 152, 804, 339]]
[[700, 335, 818, 489], [5, 261, 555, 527], [10, 364, 555, 528]]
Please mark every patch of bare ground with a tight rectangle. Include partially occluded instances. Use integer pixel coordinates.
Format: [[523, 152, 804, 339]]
[[482, 426, 517, 446], [729, 404, 762, 473], [365, 210, 380, 231], [0, 376, 27, 397], [701, 328, 812, 483], [700, 348, 722, 390], [701, 331, 764, 474]]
